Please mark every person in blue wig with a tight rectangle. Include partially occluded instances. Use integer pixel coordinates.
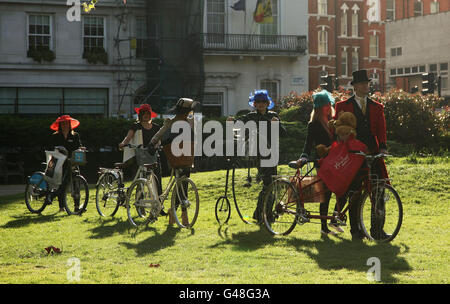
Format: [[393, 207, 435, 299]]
[[227, 89, 286, 224], [295, 89, 344, 236]]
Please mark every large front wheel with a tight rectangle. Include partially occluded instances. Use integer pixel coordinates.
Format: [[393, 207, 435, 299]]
[[263, 179, 298, 236], [126, 178, 159, 227], [171, 177, 199, 228], [359, 183, 403, 243]]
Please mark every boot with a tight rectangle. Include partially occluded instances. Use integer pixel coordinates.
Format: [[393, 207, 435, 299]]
[[168, 209, 175, 226], [181, 210, 189, 227]]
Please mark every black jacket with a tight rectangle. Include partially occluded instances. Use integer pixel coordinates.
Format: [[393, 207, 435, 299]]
[[300, 120, 334, 160], [50, 131, 82, 157]]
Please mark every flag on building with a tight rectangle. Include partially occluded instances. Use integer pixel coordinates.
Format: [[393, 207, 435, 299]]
[[231, 0, 245, 11], [253, 0, 273, 23]]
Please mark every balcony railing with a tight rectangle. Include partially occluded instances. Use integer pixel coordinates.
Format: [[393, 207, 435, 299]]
[[201, 33, 307, 55]]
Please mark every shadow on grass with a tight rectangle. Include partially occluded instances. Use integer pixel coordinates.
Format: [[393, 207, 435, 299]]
[[286, 236, 411, 283], [209, 225, 281, 251], [1, 212, 62, 229], [119, 225, 181, 256], [87, 217, 134, 239]]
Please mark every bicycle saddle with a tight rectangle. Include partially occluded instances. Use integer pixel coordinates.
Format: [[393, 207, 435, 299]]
[[114, 163, 126, 169], [288, 161, 300, 169], [143, 163, 159, 170]]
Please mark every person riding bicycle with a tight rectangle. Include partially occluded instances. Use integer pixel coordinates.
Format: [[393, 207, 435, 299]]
[[335, 70, 389, 241], [227, 90, 287, 224], [295, 90, 344, 237], [119, 104, 162, 196], [48, 114, 83, 212], [149, 98, 197, 226]]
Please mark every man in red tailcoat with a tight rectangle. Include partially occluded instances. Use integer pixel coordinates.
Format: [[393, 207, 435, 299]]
[[334, 70, 389, 241]]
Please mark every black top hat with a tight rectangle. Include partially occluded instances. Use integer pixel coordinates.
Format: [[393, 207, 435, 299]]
[[351, 70, 372, 85]]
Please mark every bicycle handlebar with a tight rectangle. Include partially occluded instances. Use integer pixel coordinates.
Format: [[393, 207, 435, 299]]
[[351, 151, 391, 159]]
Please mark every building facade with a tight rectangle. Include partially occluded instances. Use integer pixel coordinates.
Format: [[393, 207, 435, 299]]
[[203, 0, 308, 116], [308, 0, 387, 91], [385, 0, 450, 97], [0, 0, 149, 117], [0, 0, 309, 118]]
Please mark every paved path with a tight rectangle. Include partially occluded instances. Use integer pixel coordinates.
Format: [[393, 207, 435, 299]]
[[0, 185, 24, 197]]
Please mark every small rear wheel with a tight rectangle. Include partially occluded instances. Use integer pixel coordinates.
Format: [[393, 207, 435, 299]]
[[215, 196, 231, 225], [96, 172, 121, 217]]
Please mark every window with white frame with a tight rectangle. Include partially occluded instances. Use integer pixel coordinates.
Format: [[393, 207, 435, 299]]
[[260, 0, 279, 45], [369, 34, 379, 57], [136, 17, 147, 58], [351, 12, 358, 37], [370, 72, 380, 86], [28, 15, 52, 50], [203, 92, 223, 117], [386, 0, 395, 21], [83, 16, 105, 52], [341, 50, 348, 76], [318, 30, 328, 55], [391, 47, 402, 57], [430, 1, 440, 14], [206, 0, 225, 44], [341, 12, 347, 36], [439, 62, 448, 91], [352, 50, 359, 72], [318, 0, 327, 15], [260, 79, 279, 103], [414, 0, 423, 16]]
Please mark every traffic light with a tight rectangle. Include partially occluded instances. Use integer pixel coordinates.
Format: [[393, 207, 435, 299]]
[[421, 73, 435, 95], [320, 74, 333, 92]]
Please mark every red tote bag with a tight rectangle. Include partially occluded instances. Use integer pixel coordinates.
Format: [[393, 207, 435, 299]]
[[318, 139, 367, 197]]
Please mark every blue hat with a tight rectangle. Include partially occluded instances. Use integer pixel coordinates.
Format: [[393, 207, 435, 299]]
[[248, 90, 275, 110], [312, 90, 335, 108]]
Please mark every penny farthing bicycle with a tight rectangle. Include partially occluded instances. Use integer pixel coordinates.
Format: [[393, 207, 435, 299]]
[[214, 131, 262, 225]]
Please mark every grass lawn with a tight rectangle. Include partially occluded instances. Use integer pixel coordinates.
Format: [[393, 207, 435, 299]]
[[0, 157, 449, 284]]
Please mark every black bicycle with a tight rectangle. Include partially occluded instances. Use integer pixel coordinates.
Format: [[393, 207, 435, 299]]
[[25, 146, 89, 215], [215, 154, 261, 225]]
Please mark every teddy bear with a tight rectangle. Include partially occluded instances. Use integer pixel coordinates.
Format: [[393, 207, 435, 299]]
[[315, 111, 358, 158]]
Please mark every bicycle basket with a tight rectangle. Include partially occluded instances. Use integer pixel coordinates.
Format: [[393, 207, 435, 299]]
[[163, 141, 194, 168], [135, 147, 158, 166], [71, 149, 87, 166]]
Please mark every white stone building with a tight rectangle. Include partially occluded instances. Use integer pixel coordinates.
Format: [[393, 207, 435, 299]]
[[0, 0, 309, 117]]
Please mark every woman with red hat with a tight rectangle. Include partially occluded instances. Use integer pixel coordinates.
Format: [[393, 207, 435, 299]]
[[119, 104, 163, 200], [119, 104, 160, 150], [49, 114, 83, 212]]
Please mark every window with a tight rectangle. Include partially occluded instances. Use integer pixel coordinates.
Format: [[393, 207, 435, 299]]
[[430, 63, 437, 73], [352, 51, 359, 72], [419, 65, 426, 73], [202, 92, 223, 117], [318, 0, 327, 15], [386, 0, 395, 21], [28, 15, 52, 49], [391, 47, 402, 57], [351, 13, 358, 37], [431, 1, 440, 14], [397, 68, 404, 75], [440, 63, 448, 90], [390, 69, 397, 76], [341, 51, 348, 76], [206, 0, 225, 44], [136, 17, 147, 58], [412, 66, 418, 74], [0, 88, 108, 115], [318, 30, 328, 55], [341, 12, 347, 36], [83, 16, 105, 52], [414, 1, 423, 17], [260, 80, 279, 103], [260, 0, 278, 45], [405, 67, 411, 74], [369, 34, 378, 57], [371, 72, 380, 86]]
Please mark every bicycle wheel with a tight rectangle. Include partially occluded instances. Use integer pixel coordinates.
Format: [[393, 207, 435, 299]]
[[96, 172, 121, 217], [359, 183, 403, 243], [64, 175, 89, 215], [231, 157, 261, 224], [24, 172, 48, 214], [263, 179, 298, 235], [171, 177, 199, 228], [126, 178, 159, 227], [215, 196, 231, 225]]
